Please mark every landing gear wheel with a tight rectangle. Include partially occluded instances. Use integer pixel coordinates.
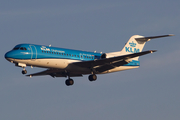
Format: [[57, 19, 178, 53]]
[[88, 74, 97, 81], [65, 79, 74, 86], [22, 70, 27, 74]]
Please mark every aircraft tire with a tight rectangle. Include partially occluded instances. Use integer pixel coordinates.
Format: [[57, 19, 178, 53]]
[[65, 79, 74, 86], [88, 74, 97, 81], [22, 70, 27, 74]]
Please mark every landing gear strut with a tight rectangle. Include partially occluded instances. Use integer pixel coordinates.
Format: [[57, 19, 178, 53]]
[[65, 78, 74, 86], [88, 74, 97, 81]]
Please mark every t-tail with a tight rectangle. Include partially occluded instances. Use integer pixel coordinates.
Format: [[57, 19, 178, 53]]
[[106, 34, 174, 60], [121, 34, 174, 60]]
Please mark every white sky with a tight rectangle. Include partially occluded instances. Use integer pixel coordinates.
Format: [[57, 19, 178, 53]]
[[1, 0, 180, 120]]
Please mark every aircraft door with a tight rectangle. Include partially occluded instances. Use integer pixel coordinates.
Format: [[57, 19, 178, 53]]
[[29, 45, 37, 60]]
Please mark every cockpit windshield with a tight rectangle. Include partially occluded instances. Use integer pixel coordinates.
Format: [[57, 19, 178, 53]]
[[13, 46, 27, 50], [13, 47, 20, 50], [20, 47, 27, 50]]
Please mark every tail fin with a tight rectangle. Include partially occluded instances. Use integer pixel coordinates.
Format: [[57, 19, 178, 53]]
[[120, 34, 174, 60]]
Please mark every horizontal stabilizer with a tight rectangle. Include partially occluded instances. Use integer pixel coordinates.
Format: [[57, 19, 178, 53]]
[[135, 34, 174, 41]]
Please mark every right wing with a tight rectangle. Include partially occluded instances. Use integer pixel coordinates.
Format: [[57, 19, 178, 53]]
[[71, 50, 156, 68], [70, 50, 156, 73]]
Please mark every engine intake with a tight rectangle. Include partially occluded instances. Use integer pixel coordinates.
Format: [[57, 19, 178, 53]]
[[101, 53, 107, 59]]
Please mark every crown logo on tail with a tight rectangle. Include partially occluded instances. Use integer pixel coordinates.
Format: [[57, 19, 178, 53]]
[[129, 41, 136, 47]]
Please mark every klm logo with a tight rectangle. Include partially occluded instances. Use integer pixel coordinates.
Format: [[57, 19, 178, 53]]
[[125, 41, 140, 53], [129, 41, 136, 47], [125, 47, 140, 53]]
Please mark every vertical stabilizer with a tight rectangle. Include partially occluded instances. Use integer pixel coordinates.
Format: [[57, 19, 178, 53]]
[[106, 34, 174, 60], [120, 35, 148, 60]]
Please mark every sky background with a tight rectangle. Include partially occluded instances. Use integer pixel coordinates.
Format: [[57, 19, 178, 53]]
[[0, 0, 180, 120]]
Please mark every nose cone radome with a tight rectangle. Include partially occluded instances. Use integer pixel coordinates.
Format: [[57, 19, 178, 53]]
[[4, 51, 13, 61]]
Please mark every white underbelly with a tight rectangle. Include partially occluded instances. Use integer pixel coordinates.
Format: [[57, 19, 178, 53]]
[[13, 59, 70, 69]]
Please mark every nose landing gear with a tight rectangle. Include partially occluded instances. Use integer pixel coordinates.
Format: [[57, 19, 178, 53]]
[[15, 63, 27, 74], [22, 68, 27, 74]]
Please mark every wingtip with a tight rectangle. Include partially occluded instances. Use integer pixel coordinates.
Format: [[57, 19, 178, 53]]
[[169, 34, 175, 36], [150, 50, 157, 53]]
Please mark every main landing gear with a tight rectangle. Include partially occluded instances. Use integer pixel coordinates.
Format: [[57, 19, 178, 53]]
[[65, 78, 74, 86], [88, 74, 97, 81], [65, 74, 97, 86]]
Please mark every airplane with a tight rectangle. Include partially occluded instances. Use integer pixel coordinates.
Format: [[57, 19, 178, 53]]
[[4, 34, 174, 86]]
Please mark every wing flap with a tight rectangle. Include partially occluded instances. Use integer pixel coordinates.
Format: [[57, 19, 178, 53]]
[[95, 64, 115, 73], [26, 69, 82, 78], [95, 59, 129, 72]]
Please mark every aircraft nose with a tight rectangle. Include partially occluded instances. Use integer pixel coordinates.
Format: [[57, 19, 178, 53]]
[[4, 51, 13, 61]]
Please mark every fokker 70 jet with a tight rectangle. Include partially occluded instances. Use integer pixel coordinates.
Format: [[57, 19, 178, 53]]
[[5, 34, 173, 86]]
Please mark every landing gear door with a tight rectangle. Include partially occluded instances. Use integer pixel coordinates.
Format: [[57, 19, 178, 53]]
[[29, 45, 37, 60]]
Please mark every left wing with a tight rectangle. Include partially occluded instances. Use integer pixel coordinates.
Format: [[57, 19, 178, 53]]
[[26, 69, 83, 78]]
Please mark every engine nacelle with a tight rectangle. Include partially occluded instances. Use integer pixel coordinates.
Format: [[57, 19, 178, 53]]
[[100, 53, 120, 59], [100, 53, 107, 59], [101, 52, 120, 59]]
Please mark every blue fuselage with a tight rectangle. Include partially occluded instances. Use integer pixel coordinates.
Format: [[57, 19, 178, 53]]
[[5, 44, 102, 61], [5, 44, 140, 72]]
